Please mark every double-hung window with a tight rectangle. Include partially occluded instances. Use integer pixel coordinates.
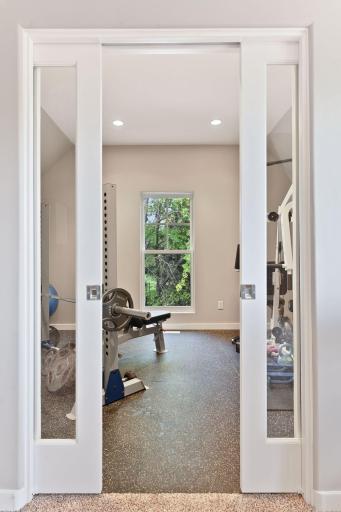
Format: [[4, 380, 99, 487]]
[[142, 192, 193, 310]]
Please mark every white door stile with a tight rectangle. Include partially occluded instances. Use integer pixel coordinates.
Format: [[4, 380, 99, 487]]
[[240, 41, 301, 493], [33, 43, 103, 493]]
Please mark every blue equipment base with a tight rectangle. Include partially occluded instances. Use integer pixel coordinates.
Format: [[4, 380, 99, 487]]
[[104, 369, 125, 405]]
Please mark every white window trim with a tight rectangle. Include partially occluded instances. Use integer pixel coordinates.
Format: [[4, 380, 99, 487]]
[[140, 192, 195, 313]]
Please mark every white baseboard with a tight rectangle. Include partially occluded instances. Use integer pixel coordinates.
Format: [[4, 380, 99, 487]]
[[0, 488, 31, 511], [51, 323, 75, 330], [52, 322, 240, 331], [165, 322, 240, 331], [314, 490, 341, 511]]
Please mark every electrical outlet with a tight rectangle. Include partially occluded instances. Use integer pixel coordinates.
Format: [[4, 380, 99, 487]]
[[217, 300, 224, 310]]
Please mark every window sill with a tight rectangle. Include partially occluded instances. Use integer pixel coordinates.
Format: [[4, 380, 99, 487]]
[[143, 306, 195, 314]]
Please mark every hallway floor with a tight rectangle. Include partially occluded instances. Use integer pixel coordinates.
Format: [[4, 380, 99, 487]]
[[23, 492, 312, 511]]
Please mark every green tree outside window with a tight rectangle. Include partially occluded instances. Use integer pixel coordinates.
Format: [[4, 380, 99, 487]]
[[143, 195, 193, 307]]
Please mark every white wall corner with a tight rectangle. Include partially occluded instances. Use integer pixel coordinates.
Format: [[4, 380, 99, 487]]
[[313, 490, 341, 512], [0, 487, 32, 512]]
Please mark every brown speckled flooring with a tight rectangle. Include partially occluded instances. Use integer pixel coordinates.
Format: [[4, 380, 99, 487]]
[[103, 330, 240, 493], [41, 330, 294, 494], [23, 492, 312, 511]]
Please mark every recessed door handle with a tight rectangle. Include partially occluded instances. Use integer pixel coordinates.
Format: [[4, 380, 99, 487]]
[[240, 284, 256, 300], [87, 285, 101, 300]]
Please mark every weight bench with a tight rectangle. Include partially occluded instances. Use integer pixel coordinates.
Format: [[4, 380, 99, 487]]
[[103, 290, 171, 405], [128, 310, 171, 352], [65, 289, 171, 419]]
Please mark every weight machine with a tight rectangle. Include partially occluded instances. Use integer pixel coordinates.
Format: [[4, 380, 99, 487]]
[[267, 184, 294, 385], [41, 183, 170, 418], [232, 183, 295, 385], [102, 287, 169, 406]]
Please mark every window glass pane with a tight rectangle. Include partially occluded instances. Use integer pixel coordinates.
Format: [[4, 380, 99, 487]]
[[167, 197, 191, 223], [266, 65, 297, 438], [144, 197, 168, 224], [145, 224, 167, 250], [167, 225, 190, 250], [145, 253, 191, 306]]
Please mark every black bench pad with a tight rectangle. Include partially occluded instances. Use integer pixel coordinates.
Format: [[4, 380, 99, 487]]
[[130, 310, 171, 328]]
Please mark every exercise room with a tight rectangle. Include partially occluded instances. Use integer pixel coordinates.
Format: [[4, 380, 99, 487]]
[[38, 45, 297, 494]]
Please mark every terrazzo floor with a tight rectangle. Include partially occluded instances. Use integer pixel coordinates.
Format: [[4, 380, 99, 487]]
[[23, 492, 312, 511], [40, 330, 294, 494]]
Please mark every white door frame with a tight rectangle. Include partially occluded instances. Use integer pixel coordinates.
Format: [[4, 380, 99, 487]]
[[18, 26, 312, 510]]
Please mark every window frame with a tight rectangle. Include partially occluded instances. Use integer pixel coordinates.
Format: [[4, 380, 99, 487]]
[[140, 191, 195, 312]]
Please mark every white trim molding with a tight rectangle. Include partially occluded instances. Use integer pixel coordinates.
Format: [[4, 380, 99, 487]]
[[18, 25, 34, 511], [0, 488, 31, 512], [52, 322, 239, 331], [165, 322, 240, 331], [313, 491, 341, 512], [298, 28, 314, 507], [18, 26, 311, 510], [26, 27, 307, 45], [51, 323, 76, 331]]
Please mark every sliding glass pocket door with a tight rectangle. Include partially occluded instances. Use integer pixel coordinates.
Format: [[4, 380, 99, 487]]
[[240, 41, 301, 492], [33, 43, 102, 493]]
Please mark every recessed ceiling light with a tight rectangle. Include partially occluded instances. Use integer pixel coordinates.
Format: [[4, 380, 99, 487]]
[[113, 120, 124, 127], [210, 119, 222, 126]]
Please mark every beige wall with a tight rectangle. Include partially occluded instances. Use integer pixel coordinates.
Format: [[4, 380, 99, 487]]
[[42, 144, 241, 327], [103, 145, 240, 327], [267, 160, 291, 261], [41, 143, 291, 329], [42, 147, 76, 325], [42, 145, 241, 328]]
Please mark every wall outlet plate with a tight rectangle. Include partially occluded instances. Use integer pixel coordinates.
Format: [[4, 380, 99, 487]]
[[217, 300, 224, 310]]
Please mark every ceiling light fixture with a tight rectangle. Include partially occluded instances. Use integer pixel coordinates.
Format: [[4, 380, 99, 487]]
[[210, 119, 222, 126], [113, 120, 124, 127]]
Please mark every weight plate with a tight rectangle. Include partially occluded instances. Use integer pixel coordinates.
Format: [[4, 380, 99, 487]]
[[268, 211, 279, 222], [102, 287, 134, 332], [49, 325, 61, 346], [46, 347, 76, 392], [42, 348, 58, 376]]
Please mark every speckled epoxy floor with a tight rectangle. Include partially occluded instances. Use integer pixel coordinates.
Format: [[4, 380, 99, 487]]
[[41, 330, 294, 493], [103, 330, 241, 493]]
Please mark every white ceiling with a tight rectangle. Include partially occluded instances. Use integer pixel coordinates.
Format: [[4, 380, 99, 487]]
[[40, 48, 292, 146], [102, 47, 240, 145]]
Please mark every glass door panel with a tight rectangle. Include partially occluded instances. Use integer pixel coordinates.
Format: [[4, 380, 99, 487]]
[[266, 65, 299, 438], [39, 67, 76, 439], [33, 43, 102, 494], [240, 42, 301, 493]]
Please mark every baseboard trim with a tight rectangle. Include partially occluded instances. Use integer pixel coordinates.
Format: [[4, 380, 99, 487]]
[[0, 488, 31, 511], [313, 490, 341, 511], [165, 322, 240, 331], [52, 322, 240, 331], [51, 323, 75, 330]]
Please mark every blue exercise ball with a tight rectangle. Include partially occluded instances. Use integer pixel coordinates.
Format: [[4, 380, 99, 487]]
[[49, 284, 59, 317]]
